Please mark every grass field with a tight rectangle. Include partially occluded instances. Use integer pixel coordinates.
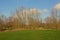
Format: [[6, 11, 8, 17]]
[[0, 30, 60, 40]]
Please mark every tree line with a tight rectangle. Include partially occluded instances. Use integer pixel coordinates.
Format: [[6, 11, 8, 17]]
[[0, 7, 60, 31]]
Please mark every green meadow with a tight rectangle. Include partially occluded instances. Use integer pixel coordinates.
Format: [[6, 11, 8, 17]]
[[0, 30, 60, 40]]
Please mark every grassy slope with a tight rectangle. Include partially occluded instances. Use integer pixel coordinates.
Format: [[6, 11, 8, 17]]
[[0, 30, 60, 40]]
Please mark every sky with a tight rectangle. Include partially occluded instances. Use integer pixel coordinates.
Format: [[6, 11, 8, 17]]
[[0, 0, 60, 18]]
